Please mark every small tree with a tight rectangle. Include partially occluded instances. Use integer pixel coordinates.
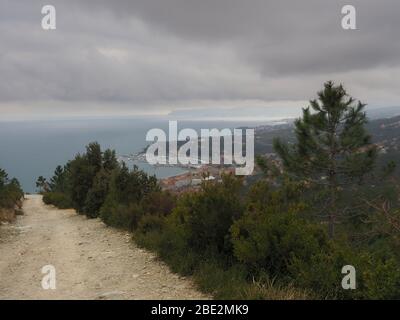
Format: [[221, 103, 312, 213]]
[[103, 149, 118, 172], [274, 81, 377, 238], [0, 168, 8, 189], [49, 165, 67, 192], [84, 169, 111, 218], [36, 176, 49, 194], [86, 142, 102, 173], [68, 154, 96, 212]]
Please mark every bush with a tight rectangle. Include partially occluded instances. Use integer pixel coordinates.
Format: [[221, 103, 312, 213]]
[[360, 256, 400, 299], [165, 175, 244, 258], [230, 181, 400, 299], [84, 169, 112, 218], [231, 208, 330, 275], [289, 245, 400, 299], [43, 192, 73, 209], [68, 155, 97, 212], [0, 170, 23, 210], [231, 180, 325, 273], [100, 202, 135, 229]]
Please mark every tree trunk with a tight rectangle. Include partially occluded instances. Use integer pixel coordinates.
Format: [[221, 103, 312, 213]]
[[328, 180, 336, 239], [328, 122, 338, 239]]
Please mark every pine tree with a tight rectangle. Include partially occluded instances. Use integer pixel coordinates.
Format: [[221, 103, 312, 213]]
[[68, 154, 95, 212], [103, 149, 118, 172], [49, 165, 66, 192], [36, 176, 49, 193], [0, 168, 8, 189], [86, 142, 102, 173], [274, 81, 377, 238], [84, 169, 111, 218]]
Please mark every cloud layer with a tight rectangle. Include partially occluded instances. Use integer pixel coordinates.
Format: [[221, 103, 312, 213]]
[[1, 0, 399, 119]]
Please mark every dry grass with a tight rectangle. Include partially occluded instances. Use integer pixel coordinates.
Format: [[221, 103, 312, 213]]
[[0, 200, 23, 223], [0, 208, 16, 223], [241, 278, 315, 300]]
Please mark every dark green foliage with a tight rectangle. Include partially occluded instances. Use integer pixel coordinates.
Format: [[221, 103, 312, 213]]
[[86, 142, 102, 173], [44, 142, 160, 226], [84, 169, 112, 218], [133, 191, 176, 230], [43, 192, 73, 209], [274, 81, 377, 237], [35, 176, 49, 194], [111, 164, 159, 204], [231, 181, 326, 274], [166, 175, 243, 257], [100, 202, 139, 229], [99, 163, 160, 227], [68, 154, 96, 212], [295, 248, 400, 299], [49, 165, 69, 193], [0, 168, 23, 210], [0, 168, 8, 189], [103, 149, 119, 171]]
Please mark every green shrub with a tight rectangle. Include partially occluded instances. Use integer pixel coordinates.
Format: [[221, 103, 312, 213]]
[[231, 180, 400, 299], [98, 163, 160, 227], [0, 169, 24, 209], [231, 180, 326, 274], [100, 202, 136, 229], [84, 169, 112, 218], [127, 191, 176, 232], [231, 208, 330, 276], [193, 261, 250, 299], [360, 256, 400, 299], [42, 192, 73, 209], [165, 175, 244, 258], [65, 155, 96, 212], [289, 245, 400, 299]]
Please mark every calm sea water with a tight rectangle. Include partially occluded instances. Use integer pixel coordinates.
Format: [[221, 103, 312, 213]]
[[0, 117, 268, 193]]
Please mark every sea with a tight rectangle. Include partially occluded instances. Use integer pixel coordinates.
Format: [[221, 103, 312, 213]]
[[0, 117, 272, 193]]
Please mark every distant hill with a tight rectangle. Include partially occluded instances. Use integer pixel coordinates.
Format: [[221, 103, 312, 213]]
[[167, 106, 303, 121], [254, 115, 400, 175], [366, 106, 400, 119], [167, 105, 400, 122]]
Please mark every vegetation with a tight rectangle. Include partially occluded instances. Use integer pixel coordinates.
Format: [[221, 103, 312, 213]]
[[274, 81, 377, 237], [43, 82, 400, 300], [41, 142, 158, 220], [35, 176, 49, 194], [0, 168, 24, 221], [42, 192, 73, 209]]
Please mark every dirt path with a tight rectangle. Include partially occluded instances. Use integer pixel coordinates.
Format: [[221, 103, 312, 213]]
[[0, 195, 208, 300]]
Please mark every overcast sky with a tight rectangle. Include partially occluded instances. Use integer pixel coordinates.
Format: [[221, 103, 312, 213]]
[[1, 0, 399, 120]]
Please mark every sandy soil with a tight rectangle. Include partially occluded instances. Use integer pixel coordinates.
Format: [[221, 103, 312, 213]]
[[0, 195, 208, 300]]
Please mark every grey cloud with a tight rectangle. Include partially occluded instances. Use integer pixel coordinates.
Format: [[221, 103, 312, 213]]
[[0, 0, 399, 118], [81, 0, 400, 74]]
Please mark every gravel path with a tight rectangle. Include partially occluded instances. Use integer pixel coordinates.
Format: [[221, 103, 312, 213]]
[[0, 195, 208, 300]]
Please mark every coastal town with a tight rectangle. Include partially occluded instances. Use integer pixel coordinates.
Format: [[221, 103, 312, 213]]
[[159, 164, 236, 193]]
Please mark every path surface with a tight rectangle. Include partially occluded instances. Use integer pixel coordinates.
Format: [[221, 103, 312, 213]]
[[0, 195, 208, 300]]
